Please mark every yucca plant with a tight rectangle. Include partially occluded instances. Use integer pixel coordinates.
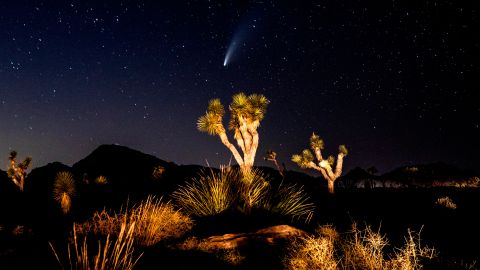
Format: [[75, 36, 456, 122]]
[[172, 167, 236, 217], [94, 175, 108, 185], [237, 168, 271, 213], [53, 171, 76, 214], [270, 183, 315, 223]]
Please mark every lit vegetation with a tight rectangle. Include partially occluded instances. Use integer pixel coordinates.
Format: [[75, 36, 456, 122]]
[[50, 222, 142, 270], [53, 171, 76, 214], [7, 150, 32, 191], [435, 196, 457, 209], [270, 183, 315, 223], [173, 166, 315, 222], [292, 133, 348, 194], [285, 224, 436, 270], [76, 196, 193, 246], [197, 93, 269, 175], [172, 167, 236, 217], [94, 175, 108, 185]]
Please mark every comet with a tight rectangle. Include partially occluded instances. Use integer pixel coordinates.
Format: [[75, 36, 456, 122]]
[[223, 40, 239, 67]]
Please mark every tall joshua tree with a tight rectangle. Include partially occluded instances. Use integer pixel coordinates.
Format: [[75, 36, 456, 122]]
[[7, 151, 32, 192], [197, 93, 269, 175], [292, 133, 348, 194]]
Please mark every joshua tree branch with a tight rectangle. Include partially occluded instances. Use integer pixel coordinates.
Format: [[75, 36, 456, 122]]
[[218, 132, 244, 166], [334, 153, 345, 178], [319, 160, 336, 181], [313, 148, 323, 163], [308, 162, 330, 181]]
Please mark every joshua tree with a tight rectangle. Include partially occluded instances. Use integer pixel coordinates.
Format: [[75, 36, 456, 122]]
[[7, 151, 32, 191], [292, 133, 348, 194], [197, 92, 269, 175], [264, 150, 285, 178]]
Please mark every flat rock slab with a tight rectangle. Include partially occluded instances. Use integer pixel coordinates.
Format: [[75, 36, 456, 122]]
[[178, 225, 307, 251]]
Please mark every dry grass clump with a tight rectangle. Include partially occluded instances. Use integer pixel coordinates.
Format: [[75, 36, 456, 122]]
[[50, 222, 142, 270], [76, 196, 193, 246], [286, 234, 338, 270], [342, 224, 389, 269], [285, 224, 436, 270], [435, 196, 457, 209], [53, 171, 76, 214]]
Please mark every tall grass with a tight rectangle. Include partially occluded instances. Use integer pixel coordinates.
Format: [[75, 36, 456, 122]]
[[76, 196, 193, 246], [285, 224, 436, 270], [50, 221, 142, 270]]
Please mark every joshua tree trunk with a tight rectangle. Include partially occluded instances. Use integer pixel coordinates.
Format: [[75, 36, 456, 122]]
[[327, 179, 335, 194]]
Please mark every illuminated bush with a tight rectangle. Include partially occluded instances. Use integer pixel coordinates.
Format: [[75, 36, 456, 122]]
[[76, 196, 193, 247], [173, 166, 315, 221], [53, 171, 76, 214], [435, 196, 457, 210], [285, 224, 436, 270], [270, 183, 315, 223], [172, 167, 236, 217], [95, 175, 108, 185]]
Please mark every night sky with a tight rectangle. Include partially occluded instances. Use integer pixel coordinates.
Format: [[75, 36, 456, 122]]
[[0, 1, 478, 174]]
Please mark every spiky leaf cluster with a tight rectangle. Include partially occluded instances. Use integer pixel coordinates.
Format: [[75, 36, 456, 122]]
[[310, 133, 324, 150], [228, 92, 269, 130], [9, 150, 17, 161], [197, 99, 226, 135], [327, 156, 335, 166], [19, 157, 32, 170], [292, 149, 315, 169], [339, 145, 348, 156], [53, 171, 76, 199], [53, 171, 76, 214]]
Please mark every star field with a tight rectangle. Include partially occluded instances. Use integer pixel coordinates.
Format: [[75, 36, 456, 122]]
[[0, 1, 478, 174]]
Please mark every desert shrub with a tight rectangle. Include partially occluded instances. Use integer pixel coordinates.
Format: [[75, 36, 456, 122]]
[[53, 171, 76, 214], [269, 183, 315, 223], [285, 225, 338, 270], [76, 196, 193, 246], [435, 196, 457, 209], [172, 167, 236, 217], [95, 175, 108, 185], [342, 224, 389, 269], [152, 165, 166, 180], [50, 222, 142, 270], [285, 224, 436, 270]]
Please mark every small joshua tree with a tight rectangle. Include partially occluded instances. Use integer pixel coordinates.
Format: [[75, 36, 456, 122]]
[[292, 133, 348, 194], [264, 150, 285, 178], [197, 93, 269, 176], [7, 150, 32, 191], [53, 171, 76, 214]]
